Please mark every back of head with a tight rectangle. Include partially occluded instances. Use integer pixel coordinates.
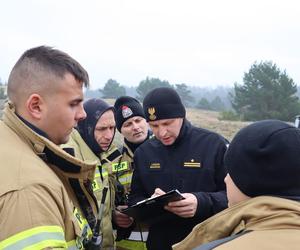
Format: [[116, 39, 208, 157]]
[[143, 87, 185, 122], [114, 96, 145, 132], [7, 45, 89, 109], [77, 98, 114, 155], [225, 120, 300, 197]]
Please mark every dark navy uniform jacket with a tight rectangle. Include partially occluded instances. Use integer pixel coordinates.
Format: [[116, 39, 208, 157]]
[[129, 119, 228, 250]]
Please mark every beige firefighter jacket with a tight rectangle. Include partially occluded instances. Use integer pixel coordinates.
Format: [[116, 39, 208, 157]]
[[64, 129, 122, 250], [115, 142, 134, 195], [173, 196, 300, 250], [0, 102, 98, 250]]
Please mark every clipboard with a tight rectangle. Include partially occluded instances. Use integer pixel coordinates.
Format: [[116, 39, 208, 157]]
[[121, 189, 185, 223]]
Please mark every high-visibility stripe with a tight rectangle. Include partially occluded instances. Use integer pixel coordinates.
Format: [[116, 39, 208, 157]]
[[0, 226, 67, 250], [95, 169, 108, 177], [118, 172, 133, 185], [67, 240, 78, 250]]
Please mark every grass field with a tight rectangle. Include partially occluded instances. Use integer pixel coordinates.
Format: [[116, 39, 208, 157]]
[[186, 108, 250, 141]]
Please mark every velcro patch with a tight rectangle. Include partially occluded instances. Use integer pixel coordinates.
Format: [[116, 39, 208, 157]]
[[112, 161, 128, 172]]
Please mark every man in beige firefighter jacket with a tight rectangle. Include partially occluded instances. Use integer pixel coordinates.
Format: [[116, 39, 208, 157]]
[[62, 98, 133, 249], [0, 46, 99, 249], [173, 120, 300, 250]]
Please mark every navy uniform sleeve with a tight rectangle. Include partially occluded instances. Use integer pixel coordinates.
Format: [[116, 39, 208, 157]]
[[193, 137, 228, 220], [128, 148, 148, 206]]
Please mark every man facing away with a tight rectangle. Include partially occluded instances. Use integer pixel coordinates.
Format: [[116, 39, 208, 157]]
[[0, 46, 99, 249], [129, 87, 228, 250], [113, 96, 151, 249], [174, 120, 300, 250]]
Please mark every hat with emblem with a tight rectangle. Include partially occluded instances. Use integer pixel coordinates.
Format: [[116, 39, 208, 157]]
[[225, 120, 300, 197], [114, 96, 145, 132], [143, 87, 186, 122]]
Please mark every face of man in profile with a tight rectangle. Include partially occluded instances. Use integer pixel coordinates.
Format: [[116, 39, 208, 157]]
[[94, 109, 116, 151], [40, 73, 86, 145], [121, 116, 148, 144], [149, 118, 183, 146]]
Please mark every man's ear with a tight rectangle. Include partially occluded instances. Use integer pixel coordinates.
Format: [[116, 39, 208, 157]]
[[25, 94, 44, 120]]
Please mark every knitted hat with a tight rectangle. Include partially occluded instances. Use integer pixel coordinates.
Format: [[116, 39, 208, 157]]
[[114, 96, 145, 132], [224, 120, 300, 197], [77, 98, 114, 155], [143, 87, 186, 122]]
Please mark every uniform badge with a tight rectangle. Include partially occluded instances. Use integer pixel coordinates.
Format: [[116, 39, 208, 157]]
[[183, 159, 201, 168], [150, 163, 160, 169], [122, 105, 133, 118], [148, 107, 157, 121]]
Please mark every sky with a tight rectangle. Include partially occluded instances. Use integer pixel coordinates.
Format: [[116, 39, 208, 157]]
[[0, 0, 300, 90]]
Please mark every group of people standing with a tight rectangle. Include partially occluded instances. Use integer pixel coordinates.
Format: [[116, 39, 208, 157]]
[[0, 45, 299, 250]]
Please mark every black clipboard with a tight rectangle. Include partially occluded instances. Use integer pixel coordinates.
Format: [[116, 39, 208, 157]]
[[121, 189, 185, 223]]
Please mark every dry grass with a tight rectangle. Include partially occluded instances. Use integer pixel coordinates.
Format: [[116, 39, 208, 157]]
[[186, 108, 250, 141]]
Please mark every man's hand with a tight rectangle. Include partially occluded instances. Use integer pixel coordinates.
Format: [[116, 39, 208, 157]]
[[164, 193, 198, 218], [113, 205, 134, 228], [151, 188, 166, 198]]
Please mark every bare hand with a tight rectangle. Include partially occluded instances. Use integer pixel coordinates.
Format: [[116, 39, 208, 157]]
[[113, 205, 134, 228], [150, 188, 166, 198], [164, 193, 198, 218]]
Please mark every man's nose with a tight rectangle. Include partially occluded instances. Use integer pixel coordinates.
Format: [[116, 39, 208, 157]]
[[77, 104, 86, 121]]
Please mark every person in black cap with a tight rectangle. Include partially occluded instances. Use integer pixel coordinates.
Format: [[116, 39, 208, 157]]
[[174, 120, 300, 250], [62, 98, 133, 249], [128, 87, 228, 250], [113, 96, 151, 249]]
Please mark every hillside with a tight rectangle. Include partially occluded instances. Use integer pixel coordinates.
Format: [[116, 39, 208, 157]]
[[186, 108, 250, 141]]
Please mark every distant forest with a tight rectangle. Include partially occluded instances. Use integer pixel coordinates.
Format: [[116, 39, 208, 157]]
[[1, 60, 300, 121]]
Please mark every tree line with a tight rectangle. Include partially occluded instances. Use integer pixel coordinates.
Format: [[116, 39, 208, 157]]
[[1, 61, 300, 122], [92, 61, 300, 122]]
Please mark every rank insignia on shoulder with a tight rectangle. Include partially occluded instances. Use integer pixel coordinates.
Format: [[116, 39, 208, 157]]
[[183, 159, 201, 168], [150, 163, 161, 169]]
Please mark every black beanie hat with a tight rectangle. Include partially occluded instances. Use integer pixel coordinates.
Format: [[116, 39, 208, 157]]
[[224, 120, 300, 197], [143, 87, 186, 122], [114, 96, 145, 132], [77, 98, 114, 155]]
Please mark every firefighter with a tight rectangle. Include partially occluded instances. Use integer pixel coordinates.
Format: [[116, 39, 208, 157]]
[[113, 96, 152, 250], [174, 120, 300, 250], [0, 46, 98, 249], [129, 87, 228, 250], [62, 98, 134, 249]]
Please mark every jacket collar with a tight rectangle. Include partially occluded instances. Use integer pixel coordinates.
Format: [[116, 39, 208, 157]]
[[3, 102, 96, 178]]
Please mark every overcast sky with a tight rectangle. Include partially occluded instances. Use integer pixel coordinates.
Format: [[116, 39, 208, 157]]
[[0, 0, 299, 89]]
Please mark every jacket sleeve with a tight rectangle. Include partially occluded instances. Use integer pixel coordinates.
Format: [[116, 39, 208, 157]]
[[193, 138, 228, 220], [0, 184, 68, 249], [128, 149, 148, 206]]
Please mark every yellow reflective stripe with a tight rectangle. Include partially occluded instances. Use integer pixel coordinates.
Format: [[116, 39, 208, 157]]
[[0, 226, 66, 250], [118, 172, 133, 185], [24, 239, 66, 250], [67, 240, 78, 250], [95, 168, 108, 177]]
